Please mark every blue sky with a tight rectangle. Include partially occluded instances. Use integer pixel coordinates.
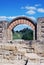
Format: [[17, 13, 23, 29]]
[[0, 0, 44, 31]]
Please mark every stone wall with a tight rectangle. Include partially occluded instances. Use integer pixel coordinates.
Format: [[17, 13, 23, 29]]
[[37, 17, 44, 41], [0, 21, 9, 43], [0, 17, 44, 42]]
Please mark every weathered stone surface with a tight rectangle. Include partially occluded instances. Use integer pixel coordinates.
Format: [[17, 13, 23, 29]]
[[0, 41, 44, 64]]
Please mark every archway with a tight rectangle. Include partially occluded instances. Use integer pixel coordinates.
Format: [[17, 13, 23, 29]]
[[7, 16, 37, 41]]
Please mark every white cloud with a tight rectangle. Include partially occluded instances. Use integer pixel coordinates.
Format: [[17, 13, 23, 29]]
[[21, 4, 44, 15], [21, 6, 36, 10], [35, 4, 41, 7], [26, 10, 36, 15], [29, 16, 36, 21], [0, 16, 6, 18], [37, 8, 44, 13], [0, 16, 7, 20], [0, 16, 36, 23], [0, 16, 16, 21], [7, 16, 16, 19], [21, 6, 36, 15], [25, 6, 36, 10]]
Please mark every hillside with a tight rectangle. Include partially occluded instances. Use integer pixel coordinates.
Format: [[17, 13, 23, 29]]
[[12, 28, 33, 40]]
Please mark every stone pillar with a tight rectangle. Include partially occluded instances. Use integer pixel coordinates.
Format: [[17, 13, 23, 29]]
[[7, 29, 12, 42], [33, 30, 35, 40], [2, 21, 9, 43], [2, 28, 7, 42], [37, 20, 41, 40]]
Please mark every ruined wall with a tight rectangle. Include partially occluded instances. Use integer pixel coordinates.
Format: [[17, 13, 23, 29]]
[[37, 17, 44, 41], [0, 21, 9, 43]]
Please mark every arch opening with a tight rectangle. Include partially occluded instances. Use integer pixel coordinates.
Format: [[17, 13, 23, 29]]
[[12, 24, 33, 40], [7, 17, 37, 41]]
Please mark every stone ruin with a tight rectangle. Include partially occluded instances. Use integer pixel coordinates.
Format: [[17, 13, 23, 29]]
[[0, 16, 44, 64]]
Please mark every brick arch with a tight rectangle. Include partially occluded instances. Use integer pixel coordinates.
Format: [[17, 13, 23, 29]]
[[8, 17, 36, 30], [7, 16, 37, 40]]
